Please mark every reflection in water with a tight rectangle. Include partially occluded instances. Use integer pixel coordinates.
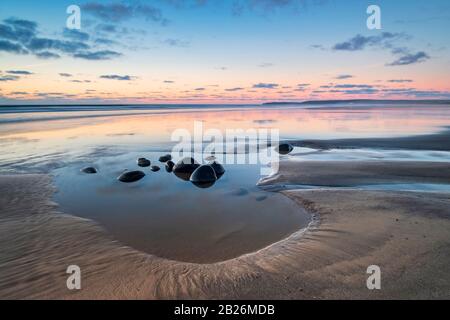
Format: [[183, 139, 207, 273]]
[[52, 152, 309, 263], [1, 104, 450, 262], [191, 180, 216, 189]]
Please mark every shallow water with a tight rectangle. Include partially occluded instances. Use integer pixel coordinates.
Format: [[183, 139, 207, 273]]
[[1, 103, 450, 262], [52, 152, 308, 263]]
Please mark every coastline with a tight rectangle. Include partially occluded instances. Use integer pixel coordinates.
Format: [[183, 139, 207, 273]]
[[259, 160, 450, 187], [1, 168, 449, 299], [289, 128, 450, 151]]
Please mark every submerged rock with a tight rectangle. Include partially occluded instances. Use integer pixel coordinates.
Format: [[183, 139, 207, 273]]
[[256, 195, 268, 202], [190, 165, 217, 188], [165, 160, 175, 172], [276, 143, 294, 155], [137, 158, 151, 167], [117, 170, 145, 183], [159, 154, 172, 163], [150, 165, 160, 172], [231, 188, 249, 196], [81, 167, 97, 174], [209, 161, 225, 177]]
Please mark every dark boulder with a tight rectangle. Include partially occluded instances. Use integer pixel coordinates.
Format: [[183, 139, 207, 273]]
[[231, 188, 249, 196], [209, 161, 225, 177], [150, 165, 160, 172], [276, 143, 294, 155], [81, 167, 97, 174], [159, 154, 172, 163], [165, 160, 175, 172], [190, 165, 217, 188], [256, 195, 268, 202], [173, 157, 200, 174], [118, 170, 145, 183], [137, 158, 151, 167]]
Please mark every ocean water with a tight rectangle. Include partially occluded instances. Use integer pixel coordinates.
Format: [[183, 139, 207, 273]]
[[1, 103, 449, 262]]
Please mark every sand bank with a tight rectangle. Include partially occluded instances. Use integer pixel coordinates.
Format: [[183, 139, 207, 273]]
[[290, 129, 450, 151], [259, 161, 450, 187], [0, 172, 449, 299]]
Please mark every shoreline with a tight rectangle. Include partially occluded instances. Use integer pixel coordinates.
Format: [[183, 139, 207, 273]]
[[259, 160, 450, 187], [1, 167, 449, 299], [289, 128, 450, 151]]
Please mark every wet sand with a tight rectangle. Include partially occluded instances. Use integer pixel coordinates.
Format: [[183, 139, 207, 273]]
[[290, 128, 450, 151], [1, 168, 449, 299], [259, 161, 450, 187]]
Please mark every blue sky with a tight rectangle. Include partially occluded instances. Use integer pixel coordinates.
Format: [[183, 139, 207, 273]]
[[0, 0, 449, 104]]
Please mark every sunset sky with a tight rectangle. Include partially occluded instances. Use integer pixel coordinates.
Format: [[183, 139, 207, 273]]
[[1, 0, 449, 104]]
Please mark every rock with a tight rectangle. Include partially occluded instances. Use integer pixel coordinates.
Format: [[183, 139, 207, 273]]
[[173, 157, 200, 181], [190, 165, 217, 188], [159, 154, 172, 163], [165, 160, 175, 172], [256, 195, 268, 202], [137, 158, 151, 167], [231, 188, 249, 196], [117, 170, 145, 183], [81, 167, 97, 174], [209, 161, 225, 177], [173, 157, 200, 174], [173, 171, 190, 181], [276, 143, 294, 155], [150, 165, 160, 172]]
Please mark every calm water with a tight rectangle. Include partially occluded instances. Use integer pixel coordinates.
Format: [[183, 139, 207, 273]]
[[1, 103, 450, 262]]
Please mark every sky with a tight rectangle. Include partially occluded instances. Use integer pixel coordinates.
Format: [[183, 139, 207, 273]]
[[0, 0, 449, 105]]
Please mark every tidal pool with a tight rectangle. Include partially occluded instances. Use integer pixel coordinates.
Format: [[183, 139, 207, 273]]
[[53, 151, 309, 263]]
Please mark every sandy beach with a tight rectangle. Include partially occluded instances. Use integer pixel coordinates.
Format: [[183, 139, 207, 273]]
[[1, 0, 450, 305], [1, 159, 449, 299], [291, 129, 450, 151]]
